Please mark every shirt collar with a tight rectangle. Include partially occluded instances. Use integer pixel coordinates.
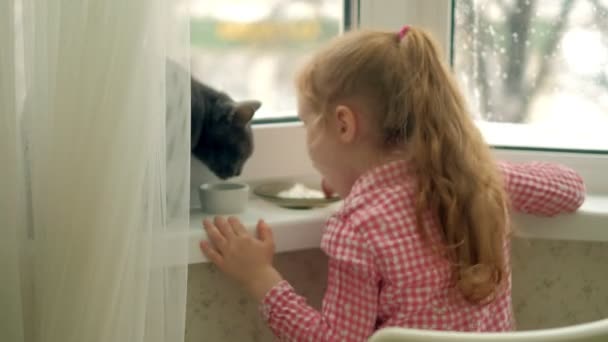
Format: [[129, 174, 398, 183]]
[[338, 159, 413, 215]]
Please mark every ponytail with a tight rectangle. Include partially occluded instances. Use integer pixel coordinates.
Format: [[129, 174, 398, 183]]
[[297, 27, 510, 303]]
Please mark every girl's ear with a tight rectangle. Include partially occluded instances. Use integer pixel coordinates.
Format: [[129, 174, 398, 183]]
[[333, 104, 357, 143]]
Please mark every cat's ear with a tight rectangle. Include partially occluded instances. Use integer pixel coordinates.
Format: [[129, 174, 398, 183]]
[[232, 100, 261, 125]]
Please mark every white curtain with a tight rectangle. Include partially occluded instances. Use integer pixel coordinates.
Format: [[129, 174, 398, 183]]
[[1, 0, 191, 341]]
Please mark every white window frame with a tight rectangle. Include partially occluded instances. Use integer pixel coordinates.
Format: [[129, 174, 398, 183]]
[[236, 0, 607, 197], [186, 0, 608, 263]]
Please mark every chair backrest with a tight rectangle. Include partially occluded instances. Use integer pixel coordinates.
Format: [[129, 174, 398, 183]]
[[368, 317, 608, 342]]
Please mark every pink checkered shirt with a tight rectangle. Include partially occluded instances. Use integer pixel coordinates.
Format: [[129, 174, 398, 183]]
[[261, 160, 585, 341]]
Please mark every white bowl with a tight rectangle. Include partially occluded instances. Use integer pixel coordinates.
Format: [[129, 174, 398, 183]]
[[198, 182, 249, 215]]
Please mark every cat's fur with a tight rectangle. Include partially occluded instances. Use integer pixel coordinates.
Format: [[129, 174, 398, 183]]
[[164, 62, 260, 213], [166, 60, 260, 180], [190, 79, 260, 179]]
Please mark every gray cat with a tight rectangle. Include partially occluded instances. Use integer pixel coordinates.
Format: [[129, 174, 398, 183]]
[[190, 79, 260, 179], [166, 60, 260, 180], [165, 62, 260, 215]]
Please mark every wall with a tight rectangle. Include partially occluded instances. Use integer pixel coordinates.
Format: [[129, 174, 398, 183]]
[[186, 239, 608, 341]]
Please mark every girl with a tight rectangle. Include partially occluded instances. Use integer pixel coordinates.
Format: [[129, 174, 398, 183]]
[[200, 26, 585, 341]]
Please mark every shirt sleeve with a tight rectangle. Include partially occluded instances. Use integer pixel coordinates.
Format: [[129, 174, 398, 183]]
[[498, 161, 586, 216], [260, 239, 379, 341]]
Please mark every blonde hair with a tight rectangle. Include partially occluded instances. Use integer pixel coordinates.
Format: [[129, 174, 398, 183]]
[[297, 28, 509, 304]]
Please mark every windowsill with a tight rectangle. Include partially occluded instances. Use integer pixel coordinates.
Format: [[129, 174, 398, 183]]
[[184, 122, 608, 265], [186, 196, 341, 264], [185, 195, 608, 264]]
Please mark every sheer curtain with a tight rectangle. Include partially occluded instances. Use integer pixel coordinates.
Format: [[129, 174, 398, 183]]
[[1, 1, 190, 341]]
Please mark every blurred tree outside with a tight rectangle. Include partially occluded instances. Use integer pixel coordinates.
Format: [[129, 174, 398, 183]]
[[454, 0, 608, 125]]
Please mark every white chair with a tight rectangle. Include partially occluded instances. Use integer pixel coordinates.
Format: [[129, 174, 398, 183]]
[[368, 317, 608, 342]]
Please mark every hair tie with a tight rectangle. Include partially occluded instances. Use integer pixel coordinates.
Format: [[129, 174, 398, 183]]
[[397, 25, 410, 40]]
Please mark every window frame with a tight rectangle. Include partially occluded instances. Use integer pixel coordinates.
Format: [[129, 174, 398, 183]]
[[186, 0, 607, 263], [239, 0, 608, 196]]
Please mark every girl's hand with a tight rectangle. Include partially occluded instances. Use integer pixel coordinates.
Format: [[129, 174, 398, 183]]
[[321, 178, 335, 199], [200, 216, 283, 301]]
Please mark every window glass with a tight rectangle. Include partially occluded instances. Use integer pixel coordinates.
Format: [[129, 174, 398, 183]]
[[454, 0, 608, 151], [190, 0, 343, 121]]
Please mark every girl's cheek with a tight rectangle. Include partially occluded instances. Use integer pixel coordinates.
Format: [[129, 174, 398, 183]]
[[307, 142, 324, 172]]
